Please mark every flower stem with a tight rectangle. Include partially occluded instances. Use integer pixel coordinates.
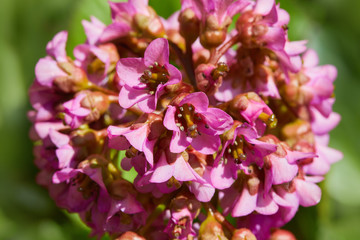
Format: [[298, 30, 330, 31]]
[[209, 34, 240, 65], [169, 40, 197, 90]]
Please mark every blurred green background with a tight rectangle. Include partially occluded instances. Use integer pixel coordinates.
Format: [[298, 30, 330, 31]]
[[0, 0, 359, 239]]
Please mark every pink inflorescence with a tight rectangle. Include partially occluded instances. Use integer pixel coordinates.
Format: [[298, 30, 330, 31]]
[[29, 0, 342, 239]]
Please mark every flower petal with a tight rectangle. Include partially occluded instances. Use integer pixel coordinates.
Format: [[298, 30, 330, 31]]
[[144, 38, 169, 66], [150, 153, 174, 183]]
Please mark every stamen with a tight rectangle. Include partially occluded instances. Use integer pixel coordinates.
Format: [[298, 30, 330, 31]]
[[258, 112, 278, 128], [177, 113, 183, 118]]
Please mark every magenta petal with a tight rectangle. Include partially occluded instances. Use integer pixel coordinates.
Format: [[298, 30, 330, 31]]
[[100, 22, 131, 42], [286, 150, 317, 164], [203, 107, 233, 131], [271, 157, 298, 185], [35, 121, 65, 139], [255, 188, 279, 215], [317, 144, 343, 165], [285, 40, 308, 56], [137, 95, 156, 113], [166, 64, 182, 83], [303, 49, 319, 68], [254, 0, 275, 15], [82, 16, 105, 45], [123, 125, 148, 151], [262, 27, 285, 51], [232, 185, 257, 217], [179, 92, 209, 112], [46, 31, 68, 62], [107, 128, 131, 150], [210, 162, 236, 189], [311, 108, 341, 135], [143, 139, 156, 167], [119, 85, 149, 109], [270, 189, 293, 208], [150, 153, 174, 183], [191, 134, 220, 155], [294, 178, 321, 207], [117, 58, 146, 87], [144, 38, 169, 66], [227, 0, 250, 17], [35, 58, 67, 87], [49, 129, 69, 148], [120, 157, 132, 171], [163, 106, 178, 131], [170, 131, 191, 153], [56, 147, 75, 169], [173, 156, 197, 182], [188, 182, 215, 202], [52, 168, 79, 184]]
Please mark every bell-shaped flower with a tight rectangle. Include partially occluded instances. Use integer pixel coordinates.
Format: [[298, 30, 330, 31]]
[[117, 38, 182, 113], [164, 92, 233, 154]]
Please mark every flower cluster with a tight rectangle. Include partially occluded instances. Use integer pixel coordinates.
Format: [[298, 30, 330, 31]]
[[29, 0, 341, 239]]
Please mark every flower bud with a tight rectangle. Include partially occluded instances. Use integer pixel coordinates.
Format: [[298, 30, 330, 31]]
[[179, 8, 200, 43], [199, 213, 228, 240], [200, 14, 231, 49], [134, 7, 165, 38], [195, 62, 228, 95], [80, 91, 110, 122], [269, 229, 296, 240], [232, 228, 257, 240], [53, 62, 90, 93], [115, 231, 145, 240]]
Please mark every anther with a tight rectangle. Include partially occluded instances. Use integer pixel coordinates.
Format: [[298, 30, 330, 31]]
[[177, 113, 183, 118], [179, 126, 185, 131], [188, 106, 193, 111], [179, 107, 184, 111], [188, 124, 197, 131]]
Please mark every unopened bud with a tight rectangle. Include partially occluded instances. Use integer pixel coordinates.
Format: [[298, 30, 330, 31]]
[[200, 14, 231, 49], [269, 229, 296, 240], [232, 228, 257, 240], [116, 231, 145, 240], [79, 91, 110, 122], [195, 62, 228, 95], [134, 7, 165, 38], [179, 8, 200, 43], [199, 213, 228, 240], [54, 62, 89, 93]]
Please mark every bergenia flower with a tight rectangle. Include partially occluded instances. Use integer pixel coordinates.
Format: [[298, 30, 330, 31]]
[[211, 122, 277, 189], [117, 38, 182, 113], [164, 92, 233, 154]]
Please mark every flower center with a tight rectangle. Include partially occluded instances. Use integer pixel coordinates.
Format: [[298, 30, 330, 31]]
[[71, 173, 99, 199], [140, 61, 170, 94], [175, 104, 206, 138], [227, 136, 247, 164]]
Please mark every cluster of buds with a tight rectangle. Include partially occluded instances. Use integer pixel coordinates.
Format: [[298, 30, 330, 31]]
[[29, 0, 342, 239]]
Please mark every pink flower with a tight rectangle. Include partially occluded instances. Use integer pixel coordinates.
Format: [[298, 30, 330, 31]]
[[82, 16, 106, 45], [211, 123, 277, 189], [164, 92, 233, 154], [63, 93, 92, 129], [108, 114, 164, 166], [74, 43, 119, 85], [117, 38, 182, 113], [35, 31, 69, 87]]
